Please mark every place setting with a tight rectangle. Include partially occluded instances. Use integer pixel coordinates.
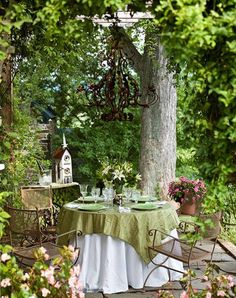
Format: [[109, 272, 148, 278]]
[[126, 190, 167, 210], [77, 185, 104, 203], [65, 184, 117, 212], [65, 200, 108, 212]]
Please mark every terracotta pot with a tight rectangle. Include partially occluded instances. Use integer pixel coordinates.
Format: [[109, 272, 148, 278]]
[[181, 200, 197, 215]]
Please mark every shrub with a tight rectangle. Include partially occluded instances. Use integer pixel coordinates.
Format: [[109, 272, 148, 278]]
[[0, 244, 84, 298]]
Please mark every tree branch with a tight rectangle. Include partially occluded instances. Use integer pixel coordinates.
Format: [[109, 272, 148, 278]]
[[110, 27, 143, 75]]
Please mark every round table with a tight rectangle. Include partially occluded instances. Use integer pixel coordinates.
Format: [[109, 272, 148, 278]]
[[57, 202, 183, 293]]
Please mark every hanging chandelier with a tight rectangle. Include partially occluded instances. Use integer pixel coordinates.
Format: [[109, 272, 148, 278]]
[[77, 32, 155, 121]]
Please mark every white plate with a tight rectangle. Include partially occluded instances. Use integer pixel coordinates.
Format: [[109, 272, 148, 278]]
[[77, 196, 104, 203], [65, 202, 81, 209], [130, 203, 161, 210], [130, 196, 157, 203], [155, 201, 167, 205], [76, 203, 107, 211]]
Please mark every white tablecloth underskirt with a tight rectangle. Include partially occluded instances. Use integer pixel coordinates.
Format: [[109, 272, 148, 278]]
[[74, 229, 184, 294]]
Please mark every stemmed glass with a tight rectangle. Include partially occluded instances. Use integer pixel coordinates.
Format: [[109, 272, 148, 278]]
[[123, 187, 132, 203], [91, 187, 100, 203], [79, 184, 88, 200], [132, 189, 141, 204]]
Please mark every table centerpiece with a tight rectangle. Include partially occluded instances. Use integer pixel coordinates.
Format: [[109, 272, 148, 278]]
[[98, 160, 141, 205]]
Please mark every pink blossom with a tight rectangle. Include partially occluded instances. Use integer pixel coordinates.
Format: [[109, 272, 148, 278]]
[[68, 245, 75, 252], [206, 292, 211, 298], [202, 275, 208, 281], [227, 275, 234, 287], [180, 291, 189, 298], [38, 247, 50, 260], [39, 247, 47, 254], [41, 266, 55, 285], [217, 290, 225, 296], [41, 288, 51, 297], [71, 264, 81, 276], [54, 281, 61, 289], [68, 275, 77, 288], [1, 278, 11, 287], [194, 186, 199, 192], [71, 248, 79, 260], [20, 283, 29, 290], [1, 253, 11, 262], [22, 273, 30, 281]]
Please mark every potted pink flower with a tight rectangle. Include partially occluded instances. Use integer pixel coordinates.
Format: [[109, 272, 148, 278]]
[[168, 176, 207, 215]]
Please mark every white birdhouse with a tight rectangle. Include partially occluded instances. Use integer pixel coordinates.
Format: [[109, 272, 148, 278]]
[[54, 134, 73, 184]]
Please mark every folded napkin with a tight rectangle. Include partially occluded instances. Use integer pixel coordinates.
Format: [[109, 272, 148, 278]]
[[119, 206, 131, 213]]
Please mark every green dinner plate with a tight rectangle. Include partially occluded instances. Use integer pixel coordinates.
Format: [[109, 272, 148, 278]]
[[76, 203, 106, 211], [130, 203, 160, 210], [131, 196, 157, 203]]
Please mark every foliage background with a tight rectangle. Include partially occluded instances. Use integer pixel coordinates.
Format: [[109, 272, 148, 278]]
[[0, 0, 236, 227]]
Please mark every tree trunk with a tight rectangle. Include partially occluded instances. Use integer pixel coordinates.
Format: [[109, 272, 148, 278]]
[[0, 31, 14, 130], [115, 28, 177, 198], [0, 54, 13, 129], [140, 37, 176, 198]]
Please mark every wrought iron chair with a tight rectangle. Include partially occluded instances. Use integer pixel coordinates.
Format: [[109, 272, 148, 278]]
[[143, 220, 219, 288], [6, 206, 82, 267], [21, 187, 53, 210], [21, 187, 58, 234]]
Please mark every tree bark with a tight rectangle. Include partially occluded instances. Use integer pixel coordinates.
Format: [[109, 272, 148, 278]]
[[0, 31, 14, 130], [116, 28, 177, 198], [140, 36, 176, 198], [0, 54, 13, 129]]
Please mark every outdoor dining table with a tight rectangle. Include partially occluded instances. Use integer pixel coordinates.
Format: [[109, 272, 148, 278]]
[[57, 201, 184, 294]]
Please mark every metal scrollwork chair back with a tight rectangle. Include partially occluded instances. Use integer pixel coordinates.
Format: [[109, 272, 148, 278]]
[[6, 206, 82, 268], [20, 187, 58, 234], [143, 220, 220, 288], [21, 187, 53, 210]]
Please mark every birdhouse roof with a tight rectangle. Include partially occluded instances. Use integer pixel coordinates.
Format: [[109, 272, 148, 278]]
[[53, 147, 70, 159]]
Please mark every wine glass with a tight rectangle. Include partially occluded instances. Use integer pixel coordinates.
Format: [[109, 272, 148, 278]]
[[132, 189, 141, 204], [79, 184, 88, 199], [91, 187, 100, 203], [123, 186, 132, 203]]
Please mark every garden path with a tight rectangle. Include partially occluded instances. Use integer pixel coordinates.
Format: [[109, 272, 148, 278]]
[[85, 239, 236, 298]]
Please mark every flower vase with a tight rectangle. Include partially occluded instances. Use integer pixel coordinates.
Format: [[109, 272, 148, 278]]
[[113, 185, 123, 206]]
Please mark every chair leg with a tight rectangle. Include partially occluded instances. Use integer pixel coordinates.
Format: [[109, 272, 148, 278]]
[[143, 264, 185, 290], [143, 265, 164, 289]]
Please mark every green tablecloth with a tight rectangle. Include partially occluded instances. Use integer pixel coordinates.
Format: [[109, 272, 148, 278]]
[[57, 203, 179, 264]]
